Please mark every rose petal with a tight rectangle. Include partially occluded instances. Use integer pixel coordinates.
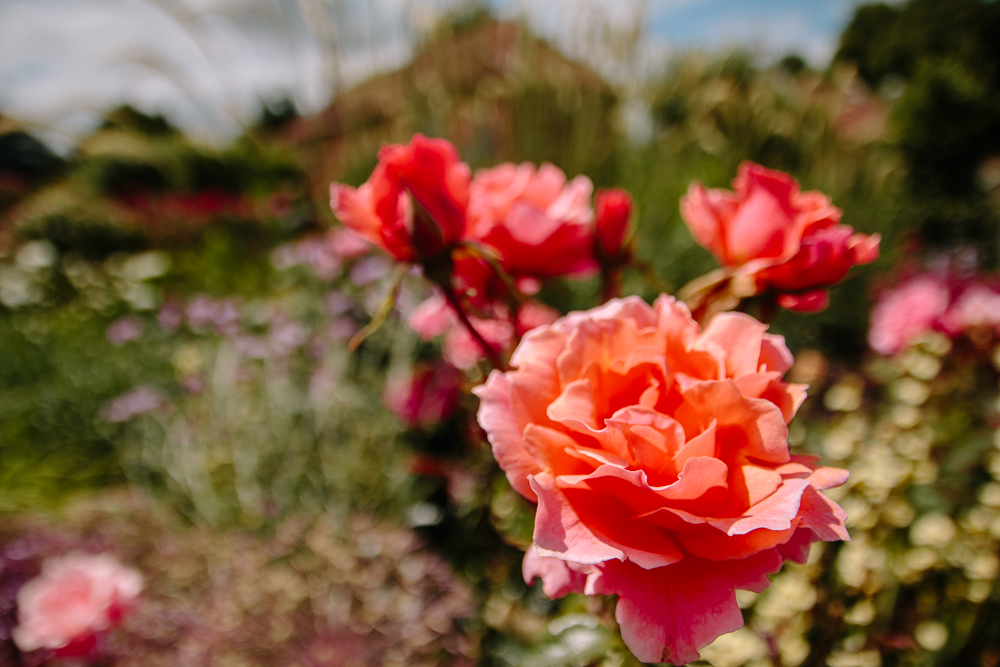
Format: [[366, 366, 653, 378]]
[[588, 549, 783, 665]]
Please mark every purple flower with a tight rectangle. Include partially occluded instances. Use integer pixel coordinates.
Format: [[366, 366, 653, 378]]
[[101, 387, 165, 423], [157, 299, 183, 332], [106, 317, 144, 346]]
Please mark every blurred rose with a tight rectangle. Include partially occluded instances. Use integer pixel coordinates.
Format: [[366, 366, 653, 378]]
[[466, 162, 597, 278], [383, 362, 462, 428], [594, 188, 633, 259], [681, 162, 879, 311], [106, 316, 144, 346], [868, 275, 950, 355], [330, 134, 470, 261], [13, 552, 142, 656], [474, 296, 848, 664], [328, 227, 372, 259]]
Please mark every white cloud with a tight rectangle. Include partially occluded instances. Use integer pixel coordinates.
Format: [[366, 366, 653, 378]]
[[0, 0, 859, 146]]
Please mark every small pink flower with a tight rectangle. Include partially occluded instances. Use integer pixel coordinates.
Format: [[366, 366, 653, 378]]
[[13, 552, 143, 656], [101, 386, 165, 422], [271, 236, 341, 280], [185, 295, 219, 329], [681, 162, 879, 310], [328, 227, 372, 259], [466, 162, 598, 278], [106, 316, 144, 346], [157, 299, 183, 332], [868, 275, 950, 355]]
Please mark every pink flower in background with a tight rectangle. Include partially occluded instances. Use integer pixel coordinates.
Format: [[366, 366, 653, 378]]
[[408, 293, 558, 370], [157, 299, 183, 332], [270, 236, 341, 280], [106, 316, 144, 346], [869, 272, 1000, 354], [383, 362, 463, 427], [185, 295, 218, 329], [185, 296, 242, 335], [13, 552, 143, 656], [328, 227, 372, 259], [101, 386, 165, 422], [942, 283, 1000, 334], [681, 162, 879, 311], [868, 275, 950, 355], [348, 255, 394, 286], [330, 134, 471, 261], [466, 162, 597, 278], [474, 296, 849, 664]]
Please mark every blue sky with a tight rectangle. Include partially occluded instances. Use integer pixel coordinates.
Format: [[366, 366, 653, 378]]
[[0, 0, 869, 147], [647, 0, 860, 64]]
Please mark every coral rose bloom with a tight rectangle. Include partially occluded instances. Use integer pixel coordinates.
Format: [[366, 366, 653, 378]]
[[330, 134, 471, 261], [467, 162, 597, 278], [13, 552, 143, 656], [474, 297, 849, 664], [681, 162, 879, 311]]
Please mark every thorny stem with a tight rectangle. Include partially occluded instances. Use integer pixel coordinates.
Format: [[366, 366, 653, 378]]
[[460, 242, 527, 308], [347, 264, 409, 352], [460, 241, 529, 347], [439, 280, 506, 371]]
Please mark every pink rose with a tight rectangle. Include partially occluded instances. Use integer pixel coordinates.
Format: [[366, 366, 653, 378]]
[[466, 162, 598, 278], [942, 283, 1000, 334], [13, 552, 143, 657], [681, 162, 879, 311], [868, 275, 950, 355], [330, 134, 471, 262], [474, 296, 849, 664]]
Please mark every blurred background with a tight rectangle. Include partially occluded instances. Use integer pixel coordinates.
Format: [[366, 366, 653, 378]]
[[1, 0, 1000, 665]]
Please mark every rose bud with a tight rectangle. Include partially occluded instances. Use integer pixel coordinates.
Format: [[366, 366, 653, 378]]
[[330, 134, 471, 262], [594, 188, 633, 260]]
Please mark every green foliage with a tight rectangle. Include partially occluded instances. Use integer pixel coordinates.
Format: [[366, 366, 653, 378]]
[[0, 306, 171, 511], [837, 0, 1000, 256], [3, 12, 1000, 667]]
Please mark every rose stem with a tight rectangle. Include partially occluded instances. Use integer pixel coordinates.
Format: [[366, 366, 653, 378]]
[[440, 281, 506, 371]]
